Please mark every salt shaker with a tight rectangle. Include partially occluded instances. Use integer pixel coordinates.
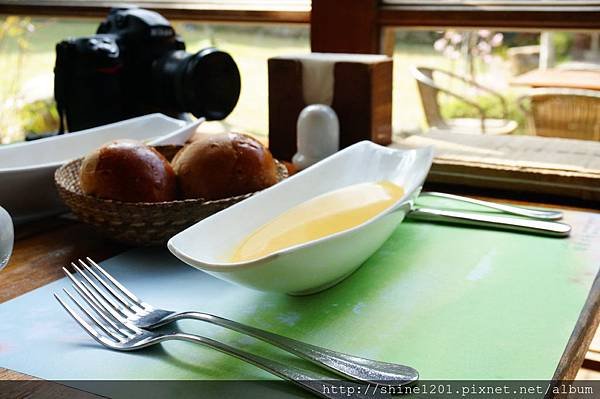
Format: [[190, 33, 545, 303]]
[[292, 104, 339, 170]]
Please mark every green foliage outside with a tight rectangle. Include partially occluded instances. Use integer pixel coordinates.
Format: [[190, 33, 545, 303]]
[[440, 92, 527, 134], [553, 32, 573, 63], [19, 99, 59, 135]]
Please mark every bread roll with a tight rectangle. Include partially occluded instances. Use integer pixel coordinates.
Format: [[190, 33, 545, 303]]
[[80, 139, 177, 203], [172, 132, 278, 200]]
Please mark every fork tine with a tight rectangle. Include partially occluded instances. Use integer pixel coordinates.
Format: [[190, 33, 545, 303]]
[[54, 292, 119, 348], [78, 259, 143, 312], [74, 282, 143, 336], [74, 280, 140, 334], [71, 263, 134, 318], [71, 280, 127, 326], [86, 257, 144, 307], [62, 289, 123, 341], [70, 271, 138, 331], [70, 283, 134, 338], [62, 263, 127, 318]]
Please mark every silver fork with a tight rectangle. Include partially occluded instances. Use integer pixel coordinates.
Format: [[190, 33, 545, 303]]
[[62, 258, 418, 385], [54, 289, 380, 399]]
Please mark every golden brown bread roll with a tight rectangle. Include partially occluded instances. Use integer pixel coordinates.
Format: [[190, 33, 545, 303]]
[[281, 161, 298, 176], [80, 139, 177, 203], [172, 132, 279, 200]]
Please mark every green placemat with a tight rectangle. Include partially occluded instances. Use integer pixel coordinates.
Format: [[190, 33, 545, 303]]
[[1, 198, 598, 395]]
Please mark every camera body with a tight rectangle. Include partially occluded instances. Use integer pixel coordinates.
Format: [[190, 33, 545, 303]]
[[54, 7, 241, 132]]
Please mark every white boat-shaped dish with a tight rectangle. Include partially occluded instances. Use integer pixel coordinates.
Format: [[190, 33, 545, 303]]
[[0, 113, 201, 223], [168, 141, 434, 295]]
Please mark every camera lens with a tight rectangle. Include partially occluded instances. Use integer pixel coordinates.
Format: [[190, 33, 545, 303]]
[[153, 48, 241, 120]]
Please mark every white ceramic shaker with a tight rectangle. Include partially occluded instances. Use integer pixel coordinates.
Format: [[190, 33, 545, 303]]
[[292, 104, 340, 171]]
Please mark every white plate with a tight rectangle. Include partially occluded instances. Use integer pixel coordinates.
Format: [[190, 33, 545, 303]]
[[0, 114, 202, 223], [168, 141, 434, 295]]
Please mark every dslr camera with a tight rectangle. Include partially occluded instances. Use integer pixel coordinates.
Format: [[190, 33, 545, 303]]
[[54, 7, 241, 132]]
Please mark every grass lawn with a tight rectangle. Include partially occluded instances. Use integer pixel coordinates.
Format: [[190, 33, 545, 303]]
[[0, 17, 521, 143]]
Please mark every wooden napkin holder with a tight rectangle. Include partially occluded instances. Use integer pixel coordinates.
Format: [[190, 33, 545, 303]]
[[268, 53, 393, 161]]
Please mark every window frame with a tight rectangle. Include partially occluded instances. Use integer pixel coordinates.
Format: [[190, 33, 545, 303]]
[[2, 1, 600, 49], [0, 1, 310, 24], [379, 2, 600, 30]]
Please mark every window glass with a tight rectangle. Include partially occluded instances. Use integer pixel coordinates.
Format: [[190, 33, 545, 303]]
[[0, 16, 309, 144], [391, 28, 600, 140]]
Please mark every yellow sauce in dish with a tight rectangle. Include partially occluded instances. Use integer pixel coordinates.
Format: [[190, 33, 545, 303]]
[[230, 180, 404, 262]]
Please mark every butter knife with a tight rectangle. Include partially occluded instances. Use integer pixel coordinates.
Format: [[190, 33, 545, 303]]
[[408, 207, 571, 237]]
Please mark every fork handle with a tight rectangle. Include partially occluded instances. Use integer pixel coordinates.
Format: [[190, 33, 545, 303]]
[[170, 333, 380, 399], [171, 311, 418, 385]]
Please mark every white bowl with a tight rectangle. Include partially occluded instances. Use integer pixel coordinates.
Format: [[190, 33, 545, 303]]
[[0, 114, 201, 223], [168, 141, 433, 295]]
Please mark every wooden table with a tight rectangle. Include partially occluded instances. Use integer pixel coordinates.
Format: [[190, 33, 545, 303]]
[[1, 196, 600, 392], [511, 68, 600, 91]]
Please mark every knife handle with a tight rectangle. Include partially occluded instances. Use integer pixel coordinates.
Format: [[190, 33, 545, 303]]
[[408, 208, 571, 237], [420, 191, 563, 220]]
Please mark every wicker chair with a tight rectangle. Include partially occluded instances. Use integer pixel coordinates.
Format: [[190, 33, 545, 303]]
[[518, 88, 600, 141], [411, 66, 518, 135]]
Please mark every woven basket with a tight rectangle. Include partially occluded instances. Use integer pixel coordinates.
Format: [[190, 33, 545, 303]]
[[54, 145, 287, 246]]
